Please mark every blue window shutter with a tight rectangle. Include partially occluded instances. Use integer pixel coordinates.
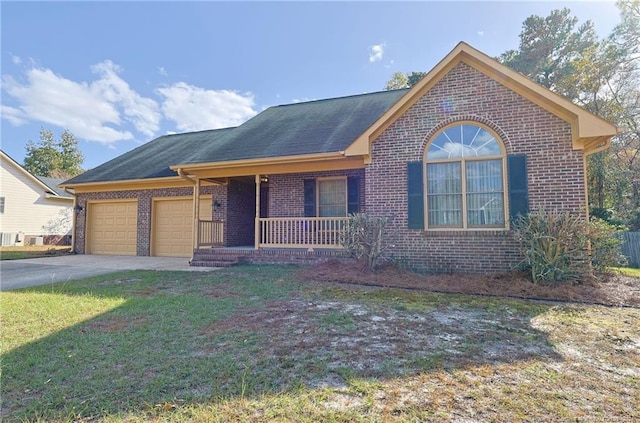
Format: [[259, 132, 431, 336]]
[[507, 154, 529, 221], [347, 176, 360, 214], [304, 179, 316, 217], [407, 162, 424, 229]]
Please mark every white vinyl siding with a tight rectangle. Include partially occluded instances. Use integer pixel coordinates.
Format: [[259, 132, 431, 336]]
[[0, 158, 72, 235]]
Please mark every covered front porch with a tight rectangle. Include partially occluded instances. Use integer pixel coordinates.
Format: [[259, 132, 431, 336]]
[[193, 173, 353, 250], [175, 151, 366, 266]]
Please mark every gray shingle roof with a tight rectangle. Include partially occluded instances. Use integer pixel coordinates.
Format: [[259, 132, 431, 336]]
[[63, 89, 408, 185], [38, 176, 73, 198], [63, 128, 235, 184]]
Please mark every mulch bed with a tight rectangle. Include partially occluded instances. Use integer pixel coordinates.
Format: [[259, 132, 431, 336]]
[[298, 261, 640, 308]]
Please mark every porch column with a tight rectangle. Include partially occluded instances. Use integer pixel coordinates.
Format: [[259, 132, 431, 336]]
[[255, 174, 261, 250], [193, 177, 201, 249]]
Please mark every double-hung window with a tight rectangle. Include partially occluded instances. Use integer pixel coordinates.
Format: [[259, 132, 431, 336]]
[[317, 178, 347, 217], [425, 123, 506, 229], [304, 176, 360, 218]]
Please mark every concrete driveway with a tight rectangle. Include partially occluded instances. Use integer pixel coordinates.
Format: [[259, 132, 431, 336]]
[[0, 255, 219, 291]]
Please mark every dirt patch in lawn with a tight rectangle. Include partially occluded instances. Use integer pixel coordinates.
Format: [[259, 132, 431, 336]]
[[298, 261, 640, 308], [201, 294, 557, 386]]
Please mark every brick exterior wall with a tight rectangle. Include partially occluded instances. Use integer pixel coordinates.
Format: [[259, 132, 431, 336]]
[[74, 185, 222, 255], [366, 62, 586, 273], [268, 168, 366, 217], [74, 62, 588, 274]]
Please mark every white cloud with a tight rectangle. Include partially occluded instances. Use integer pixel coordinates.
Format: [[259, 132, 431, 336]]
[[369, 43, 385, 63], [158, 82, 256, 131], [2, 60, 258, 144], [1, 61, 161, 144], [158, 66, 168, 76], [90, 60, 161, 137], [0, 105, 27, 125], [477, 30, 485, 36], [11, 54, 22, 65]]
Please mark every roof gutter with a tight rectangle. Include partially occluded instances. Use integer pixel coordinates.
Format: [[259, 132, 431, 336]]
[[171, 151, 346, 173], [584, 137, 612, 157], [177, 168, 196, 185]]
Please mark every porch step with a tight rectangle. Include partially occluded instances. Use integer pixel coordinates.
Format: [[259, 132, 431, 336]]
[[191, 249, 243, 268], [190, 258, 239, 268]]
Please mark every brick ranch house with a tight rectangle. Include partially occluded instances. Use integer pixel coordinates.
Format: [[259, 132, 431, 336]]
[[61, 42, 617, 273]]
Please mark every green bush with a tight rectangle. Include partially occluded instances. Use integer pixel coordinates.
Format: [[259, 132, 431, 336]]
[[586, 218, 627, 270], [513, 209, 625, 284]]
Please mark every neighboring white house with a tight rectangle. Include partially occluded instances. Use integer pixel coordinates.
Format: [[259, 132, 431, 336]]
[[0, 150, 74, 246]]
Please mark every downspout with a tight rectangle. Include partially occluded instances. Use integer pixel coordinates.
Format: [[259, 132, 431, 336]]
[[63, 187, 77, 253], [177, 168, 199, 264]]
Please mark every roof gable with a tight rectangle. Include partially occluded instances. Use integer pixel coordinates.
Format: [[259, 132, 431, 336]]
[[1, 150, 72, 199], [345, 41, 618, 157]]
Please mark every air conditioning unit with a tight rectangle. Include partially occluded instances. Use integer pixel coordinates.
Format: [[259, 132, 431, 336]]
[[29, 236, 44, 246], [1, 232, 16, 246]]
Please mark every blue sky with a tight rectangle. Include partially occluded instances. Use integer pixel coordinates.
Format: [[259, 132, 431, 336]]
[[1, 1, 621, 171]]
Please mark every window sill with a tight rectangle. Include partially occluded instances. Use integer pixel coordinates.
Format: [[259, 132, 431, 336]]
[[422, 228, 510, 237]]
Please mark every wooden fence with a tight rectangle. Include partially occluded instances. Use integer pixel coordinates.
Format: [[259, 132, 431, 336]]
[[620, 232, 640, 268]]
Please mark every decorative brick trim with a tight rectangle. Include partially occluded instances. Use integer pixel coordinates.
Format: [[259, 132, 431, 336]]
[[420, 114, 513, 156]]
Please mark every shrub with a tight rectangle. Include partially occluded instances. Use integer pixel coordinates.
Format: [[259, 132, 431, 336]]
[[339, 213, 396, 271], [513, 210, 588, 283], [513, 209, 625, 284], [586, 218, 627, 271]]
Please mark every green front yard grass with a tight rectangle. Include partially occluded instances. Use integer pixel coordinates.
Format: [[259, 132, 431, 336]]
[[2, 265, 638, 422], [614, 266, 640, 278]]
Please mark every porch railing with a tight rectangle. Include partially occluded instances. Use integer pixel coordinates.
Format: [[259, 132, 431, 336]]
[[259, 217, 348, 249], [198, 219, 224, 247]]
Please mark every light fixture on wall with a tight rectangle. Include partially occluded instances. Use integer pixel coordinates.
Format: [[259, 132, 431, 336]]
[[260, 176, 269, 183], [213, 200, 222, 210], [74, 205, 84, 212]]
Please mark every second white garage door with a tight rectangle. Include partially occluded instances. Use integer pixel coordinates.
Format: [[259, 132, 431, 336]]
[[152, 197, 212, 257]]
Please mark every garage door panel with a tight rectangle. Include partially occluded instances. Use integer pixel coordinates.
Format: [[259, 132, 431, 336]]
[[88, 201, 137, 255], [152, 198, 212, 257]]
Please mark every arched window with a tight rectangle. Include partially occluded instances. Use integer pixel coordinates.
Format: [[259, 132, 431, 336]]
[[425, 123, 506, 228]]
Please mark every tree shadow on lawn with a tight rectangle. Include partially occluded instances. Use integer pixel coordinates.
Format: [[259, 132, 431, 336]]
[[1, 266, 562, 421]]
